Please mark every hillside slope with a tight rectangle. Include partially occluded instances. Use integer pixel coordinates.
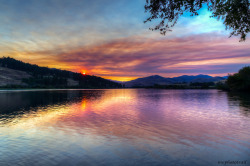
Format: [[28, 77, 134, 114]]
[[0, 67, 31, 86], [0, 57, 121, 88]]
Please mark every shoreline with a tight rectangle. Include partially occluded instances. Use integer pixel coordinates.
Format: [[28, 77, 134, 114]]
[[0, 88, 221, 91]]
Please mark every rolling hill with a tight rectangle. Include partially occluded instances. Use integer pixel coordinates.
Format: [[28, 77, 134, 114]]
[[0, 57, 122, 88]]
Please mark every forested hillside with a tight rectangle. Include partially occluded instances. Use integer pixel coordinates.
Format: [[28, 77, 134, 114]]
[[0, 57, 122, 88]]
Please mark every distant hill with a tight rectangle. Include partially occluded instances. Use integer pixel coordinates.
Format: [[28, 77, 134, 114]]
[[124, 74, 226, 88], [171, 74, 212, 83], [0, 57, 122, 88], [125, 75, 173, 87]]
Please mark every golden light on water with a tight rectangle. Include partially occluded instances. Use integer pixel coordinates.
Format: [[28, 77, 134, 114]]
[[0, 89, 249, 166], [81, 98, 87, 110], [4, 90, 138, 130]]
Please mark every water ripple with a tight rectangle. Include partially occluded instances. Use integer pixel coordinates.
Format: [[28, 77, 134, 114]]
[[0, 89, 249, 166]]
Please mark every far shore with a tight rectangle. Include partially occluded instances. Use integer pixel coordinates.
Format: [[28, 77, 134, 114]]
[[0, 87, 221, 91]]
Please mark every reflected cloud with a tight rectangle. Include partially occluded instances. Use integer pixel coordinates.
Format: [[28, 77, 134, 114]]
[[227, 92, 250, 117], [2, 89, 249, 148]]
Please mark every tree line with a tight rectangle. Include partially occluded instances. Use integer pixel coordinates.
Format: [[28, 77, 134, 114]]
[[217, 66, 250, 92]]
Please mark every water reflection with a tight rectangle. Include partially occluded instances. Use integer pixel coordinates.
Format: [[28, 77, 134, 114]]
[[0, 89, 249, 166], [227, 92, 250, 116]]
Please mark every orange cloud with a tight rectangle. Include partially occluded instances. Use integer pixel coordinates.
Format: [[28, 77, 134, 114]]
[[3, 33, 250, 81]]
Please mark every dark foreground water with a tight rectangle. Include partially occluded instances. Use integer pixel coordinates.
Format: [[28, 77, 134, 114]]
[[0, 89, 249, 166]]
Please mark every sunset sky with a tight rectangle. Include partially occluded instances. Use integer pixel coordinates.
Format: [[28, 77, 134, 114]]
[[0, 0, 249, 81]]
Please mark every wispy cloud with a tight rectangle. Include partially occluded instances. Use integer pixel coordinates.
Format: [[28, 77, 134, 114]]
[[13, 33, 249, 81]]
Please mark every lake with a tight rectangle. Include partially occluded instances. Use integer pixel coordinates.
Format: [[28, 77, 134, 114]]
[[0, 89, 249, 166]]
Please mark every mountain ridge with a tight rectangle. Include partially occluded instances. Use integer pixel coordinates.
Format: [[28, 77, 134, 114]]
[[124, 74, 226, 87]]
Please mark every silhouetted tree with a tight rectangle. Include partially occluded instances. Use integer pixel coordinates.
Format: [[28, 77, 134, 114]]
[[144, 0, 249, 41], [227, 66, 250, 91]]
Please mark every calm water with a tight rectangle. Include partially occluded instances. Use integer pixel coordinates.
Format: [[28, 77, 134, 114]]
[[0, 89, 249, 166]]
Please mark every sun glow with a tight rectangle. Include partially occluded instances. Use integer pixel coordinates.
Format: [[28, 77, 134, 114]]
[[103, 76, 138, 82], [80, 70, 87, 75]]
